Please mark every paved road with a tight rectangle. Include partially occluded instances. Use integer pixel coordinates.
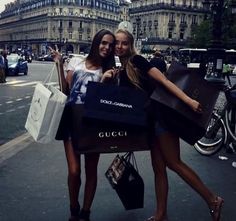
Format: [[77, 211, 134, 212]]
[[0, 134, 236, 221]]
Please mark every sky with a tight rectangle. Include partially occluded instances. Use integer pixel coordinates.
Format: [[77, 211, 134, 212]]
[[0, 0, 15, 13]]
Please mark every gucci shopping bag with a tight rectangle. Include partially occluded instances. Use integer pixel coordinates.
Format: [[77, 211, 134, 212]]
[[71, 105, 150, 154], [151, 62, 220, 145], [105, 152, 144, 210], [25, 83, 67, 143], [70, 81, 152, 153]]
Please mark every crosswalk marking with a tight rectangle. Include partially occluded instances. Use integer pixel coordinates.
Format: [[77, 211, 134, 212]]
[[5, 80, 26, 85], [7, 80, 58, 87], [13, 81, 40, 87]]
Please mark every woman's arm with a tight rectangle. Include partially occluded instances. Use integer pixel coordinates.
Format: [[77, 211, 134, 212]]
[[148, 67, 202, 113], [48, 46, 68, 94]]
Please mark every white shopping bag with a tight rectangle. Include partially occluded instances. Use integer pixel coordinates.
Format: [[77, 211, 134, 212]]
[[25, 83, 67, 143]]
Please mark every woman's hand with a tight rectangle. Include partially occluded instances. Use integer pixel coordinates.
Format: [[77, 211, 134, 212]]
[[48, 46, 62, 63], [187, 98, 203, 114], [101, 68, 119, 82]]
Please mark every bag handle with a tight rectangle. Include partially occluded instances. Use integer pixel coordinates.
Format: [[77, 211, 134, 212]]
[[43, 64, 57, 87], [123, 152, 139, 172]]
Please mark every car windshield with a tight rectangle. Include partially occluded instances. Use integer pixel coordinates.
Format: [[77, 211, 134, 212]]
[[8, 56, 19, 63]]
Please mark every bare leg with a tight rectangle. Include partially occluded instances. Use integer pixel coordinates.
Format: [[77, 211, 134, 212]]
[[82, 153, 100, 211], [64, 140, 81, 208], [158, 132, 217, 206], [150, 138, 168, 220]]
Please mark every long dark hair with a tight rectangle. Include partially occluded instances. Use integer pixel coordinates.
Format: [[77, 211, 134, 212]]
[[87, 29, 115, 72]]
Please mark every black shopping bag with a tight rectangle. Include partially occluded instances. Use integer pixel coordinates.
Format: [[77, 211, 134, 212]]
[[71, 105, 150, 154], [105, 152, 144, 210], [84, 81, 149, 126], [151, 62, 220, 145]]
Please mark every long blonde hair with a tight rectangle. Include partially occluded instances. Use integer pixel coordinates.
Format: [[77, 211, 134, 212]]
[[115, 29, 142, 89]]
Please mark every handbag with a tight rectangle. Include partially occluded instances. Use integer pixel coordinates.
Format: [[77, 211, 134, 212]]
[[70, 104, 150, 153], [25, 65, 67, 143], [105, 152, 144, 210], [151, 62, 220, 145]]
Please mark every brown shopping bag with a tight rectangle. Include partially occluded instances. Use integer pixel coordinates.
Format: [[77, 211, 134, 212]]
[[151, 62, 220, 145], [105, 152, 144, 210]]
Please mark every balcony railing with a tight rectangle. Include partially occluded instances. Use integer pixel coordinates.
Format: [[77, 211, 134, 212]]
[[129, 3, 206, 14], [142, 37, 187, 46]]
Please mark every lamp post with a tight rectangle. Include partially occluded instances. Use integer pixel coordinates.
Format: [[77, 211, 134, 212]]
[[204, 0, 225, 83], [135, 17, 142, 52]]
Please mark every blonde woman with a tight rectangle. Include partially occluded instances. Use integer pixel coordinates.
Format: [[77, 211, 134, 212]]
[[105, 29, 223, 221]]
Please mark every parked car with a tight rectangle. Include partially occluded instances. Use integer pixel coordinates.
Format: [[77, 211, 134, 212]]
[[7, 54, 28, 76], [233, 66, 236, 75], [37, 54, 54, 61]]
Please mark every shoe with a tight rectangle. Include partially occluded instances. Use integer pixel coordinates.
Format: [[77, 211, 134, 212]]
[[69, 204, 80, 221], [79, 209, 90, 221], [146, 216, 168, 221], [69, 217, 80, 221], [209, 196, 224, 221]]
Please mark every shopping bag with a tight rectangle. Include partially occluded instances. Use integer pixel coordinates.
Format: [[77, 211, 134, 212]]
[[71, 105, 150, 153], [105, 152, 144, 210], [151, 62, 220, 145], [25, 83, 67, 143], [84, 81, 149, 126]]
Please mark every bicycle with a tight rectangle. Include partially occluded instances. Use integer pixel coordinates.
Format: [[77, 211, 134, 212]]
[[194, 72, 236, 156]]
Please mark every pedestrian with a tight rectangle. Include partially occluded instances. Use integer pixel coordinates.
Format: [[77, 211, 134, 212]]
[[50, 29, 116, 221], [2, 50, 8, 80], [0, 50, 6, 83], [109, 29, 223, 221], [150, 50, 167, 74]]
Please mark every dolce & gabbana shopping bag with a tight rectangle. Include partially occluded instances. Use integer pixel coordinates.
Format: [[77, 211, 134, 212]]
[[25, 65, 67, 143], [105, 152, 144, 210], [151, 62, 220, 145], [84, 81, 149, 126]]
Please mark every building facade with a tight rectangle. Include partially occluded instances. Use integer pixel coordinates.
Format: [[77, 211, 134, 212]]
[[0, 0, 120, 56], [0, 0, 208, 56], [129, 0, 206, 51]]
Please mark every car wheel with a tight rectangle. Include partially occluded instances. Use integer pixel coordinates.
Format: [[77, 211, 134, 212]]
[[24, 69, 28, 75], [15, 68, 19, 76]]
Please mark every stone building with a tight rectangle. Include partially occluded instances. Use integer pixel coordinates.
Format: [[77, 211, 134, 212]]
[[129, 0, 207, 52], [0, 0, 208, 56], [0, 0, 120, 56]]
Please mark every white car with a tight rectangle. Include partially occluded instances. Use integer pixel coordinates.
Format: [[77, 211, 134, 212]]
[[233, 66, 236, 75]]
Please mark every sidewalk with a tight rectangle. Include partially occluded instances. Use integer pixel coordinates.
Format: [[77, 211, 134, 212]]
[[0, 134, 236, 221]]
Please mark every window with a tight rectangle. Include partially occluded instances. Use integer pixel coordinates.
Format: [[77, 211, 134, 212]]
[[181, 14, 186, 23], [169, 13, 175, 22], [69, 8, 73, 15], [192, 15, 197, 24], [69, 20, 72, 28], [69, 32, 72, 39]]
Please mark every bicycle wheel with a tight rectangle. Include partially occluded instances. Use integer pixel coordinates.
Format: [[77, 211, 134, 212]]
[[194, 113, 227, 156], [225, 105, 236, 141]]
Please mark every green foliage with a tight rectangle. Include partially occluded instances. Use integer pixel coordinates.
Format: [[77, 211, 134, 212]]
[[188, 20, 211, 48], [188, 3, 236, 49]]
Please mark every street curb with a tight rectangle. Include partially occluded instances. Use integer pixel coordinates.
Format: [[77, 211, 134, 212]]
[[0, 133, 33, 164]]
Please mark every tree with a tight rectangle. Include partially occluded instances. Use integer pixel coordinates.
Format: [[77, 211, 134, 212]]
[[188, 20, 211, 48], [188, 1, 236, 49]]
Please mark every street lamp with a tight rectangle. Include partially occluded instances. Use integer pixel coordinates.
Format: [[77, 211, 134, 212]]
[[204, 0, 226, 83]]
